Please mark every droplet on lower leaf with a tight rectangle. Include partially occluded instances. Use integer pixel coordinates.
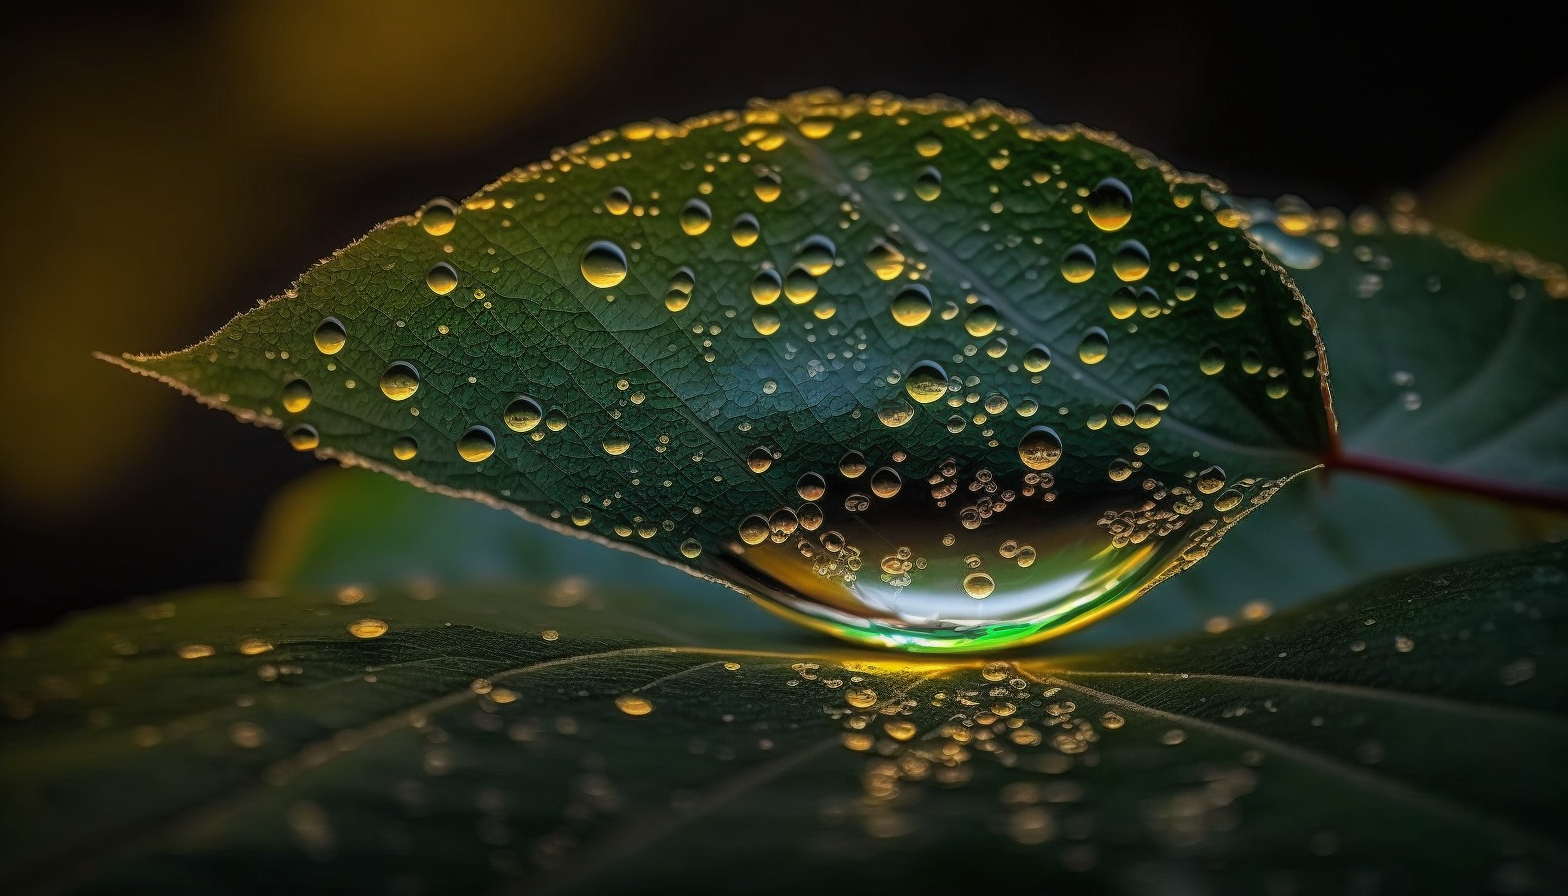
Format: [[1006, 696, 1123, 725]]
[[286, 424, 319, 451], [392, 437, 418, 461], [904, 361, 949, 404], [1060, 245, 1096, 283], [426, 262, 459, 295], [914, 167, 942, 200], [890, 285, 933, 327], [1086, 178, 1132, 232], [580, 241, 628, 288], [1022, 345, 1051, 373], [313, 318, 346, 355], [1016, 426, 1063, 470], [1214, 285, 1247, 319], [679, 199, 712, 236], [457, 426, 496, 462], [419, 198, 458, 236], [731, 214, 760, 247], [379, 362, 420, 401], [281, 379, 312, 413], [1112, 240, 1150, 282], [503, 396, 543, 433], [1078, 328, 1109, 364]]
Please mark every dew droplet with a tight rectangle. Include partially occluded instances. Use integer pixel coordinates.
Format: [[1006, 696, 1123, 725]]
[[964, 305, 999, 338], [544, 408, 568, 432], [915, 134, 943, 157], [503, 396, 543, 433], [1213, 489, 1243, 512], [1060, 245, 1096, 283], [754, 170, 782, 203], [1078, 328, 1109, 365], [426, 262, 459, 295], [783, 268, 818, 303], [1107, 459, 1133, 482], [738, 515, 769, 545], [313, 317, 346, 355], [348, 618, 388, 639], [877, 401, 915, 428], [904, 361, 949, 404], [570, 507, 592, 526], [890, 285, 933, 327], [846, 687, 877, 708], [1214, 285, 1247, 319], [1108, 287, 1137, 320], [680, 538, 703, 559], [1134, 403, 1161, 429], [419, 197, 458, 235], [1022, 345, 1052, 374], [865, 239, 906, 281], [1017, 426, 1063, 471], [731, 213, 760, 247], [1199, 346, 1226, 375], [281, 379, 312, 413], [870, 467, 903, 498], [1086, 177, 1133, 232], [392, 436, 418, 461], [748, 446, 774, 474], [604, 187, 631, 216], [457, 426, 496, 462], [963, 571, 996, 599], [602, 437, 631, 456], [796, 235, 836, 275], [580, 241, 628, 288], [287, 424, 319, 451], [1195, 466, 1226, 494], [838, 450, 867, 478], [750, 269, 782, 305], [379, 362, 420, 401], [679, 199, 712, 236], [914, 166, 942, 201], [1112, 240, 1150, 282], [797, 472, 826, 501], [751, 307, 781, 335], [615, 694, 654, 716]]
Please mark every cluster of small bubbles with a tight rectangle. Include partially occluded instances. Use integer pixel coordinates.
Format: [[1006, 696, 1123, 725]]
[[379, 362, 420, 401], [1078, 328, 1109, 364], [731, 213, 760, 247], [281, 379, 312, 413], [964, 305, 999, 338], [914, 167, 942, 201], [314, 318, 346, 355], [504, 396, 543, 433], [1214, 285, 1247, 319], [287, 424, 319, 451], [392, 437, 418, 461], [891, 285, 933, 327], [679, 199, 712, 236], [1112, 241, 1150, 282], [1060, 245, 1096, 283], [457, 426, 496, 463], [580, 241, 628, 288], [604, 187, 631, 216], [1086, 178, 1133, 231], [419, 197, 458, 235], [865, 239, 906, 280], [425, 262, 459, 295]]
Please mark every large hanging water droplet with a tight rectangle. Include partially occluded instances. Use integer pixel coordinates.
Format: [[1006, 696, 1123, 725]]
[[286, 424, 319, 451], [914, 134, 943, 157], [503, 396, 543, 433], [890, 285, 933, 327], [1060, 245, 1096, 283], [1017, 426, 1063, 470], [1086, 178, 1133, 232], [419, 198, 458, 235], [679, 199, 712, 236], [904, 361, 949, 404], [870, 467, 903, 498], [580, 241, 628, 288], [313, 318, 346, 355], [1078, 328, 1109, 365], [379, 362, 420, 401], [426, 263, 459, 295], [281, 379, 312, 413], [457, 426, 496, 462]]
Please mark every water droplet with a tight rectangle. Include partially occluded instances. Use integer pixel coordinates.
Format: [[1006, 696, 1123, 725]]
[[1112, 240, 1150, 282], [604, 187, 631, 216], [1213, 489, 1243, 512], [1107, 459, 1133, 482], [754, 170, 782, 202], [426, 262, 459, 295], [914, 167, 942, 201], [751, 307, 781, 335], [680, 538, 703, 559], [1017, 426, 1063, 470], [783, 267, 818, 303], [503, 396, 543, 433], [963, 571, 996, 599], [313, 318, 346, 355], [1078, 328, 1109, 365], [580, 241, 628, 288], [544, 408, 568, 432], [1108, 287, 1137, 320], [1060, 245, 1096, 283], [731, 213, 760, 247], [570, 507, 592, 526], [797, 473, 827, 501], [877, 401, 915, 428], [348, 618, 388, 639], [904, 361, 949, 404], [750, 270, 782, 305], [679, 199, 712, 236], [602, 437, 631, 456], [870, 467, 903, 498], [914, 134, 943, 157], [1134, 403, 1161, 429], [890, 285, 933, 327], [287, 424, 319, 451], [1199, 346, 1226, 375], [884, 719, 919, 741], [1195, 466, 1226, 494], [419, 198, 458, 235], [846, 688, 878, 708], [457, 426, 496, 462], [1022, 345, 1052, 373], [796, 236, 836, 276], [799, 116, 835, 139], [1175, 272, 1199, 301], [865, 239, 906, 280], [1086, 177, 1133, 231], [379, 362, 420, 401], [738, 515, 769, 545], [615, 694, 654, 716], [838, 451, 867, 478], [1214, 285, 1247, 319], [964, 305, 999, 338], [392, 437, 418, 461], [281, 379, 312, 413], [748, 446, 774, 474]]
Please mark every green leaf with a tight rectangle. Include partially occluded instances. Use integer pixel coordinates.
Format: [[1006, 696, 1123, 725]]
[[102, 91, 1330, 650], [3, 542, 1564, 894]]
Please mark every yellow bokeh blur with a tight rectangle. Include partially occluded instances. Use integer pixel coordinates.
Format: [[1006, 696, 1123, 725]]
[[0, 0, 625, 519]]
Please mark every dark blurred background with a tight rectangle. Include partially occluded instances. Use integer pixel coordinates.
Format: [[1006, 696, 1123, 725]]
[[2, 0, 1564, 632]]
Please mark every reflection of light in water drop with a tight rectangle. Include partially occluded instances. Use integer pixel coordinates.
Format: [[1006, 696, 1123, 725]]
[[1086, 178, 1132, 231], [1078, 328, 1109, 364], [679, 199, 712, 236], [314, 318, 346, 355], [457, 426, 496, 462]]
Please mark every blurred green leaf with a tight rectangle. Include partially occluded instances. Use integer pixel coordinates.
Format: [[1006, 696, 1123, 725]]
[[3, 543, 1564, 894], [105, 91, 1330, 650]]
